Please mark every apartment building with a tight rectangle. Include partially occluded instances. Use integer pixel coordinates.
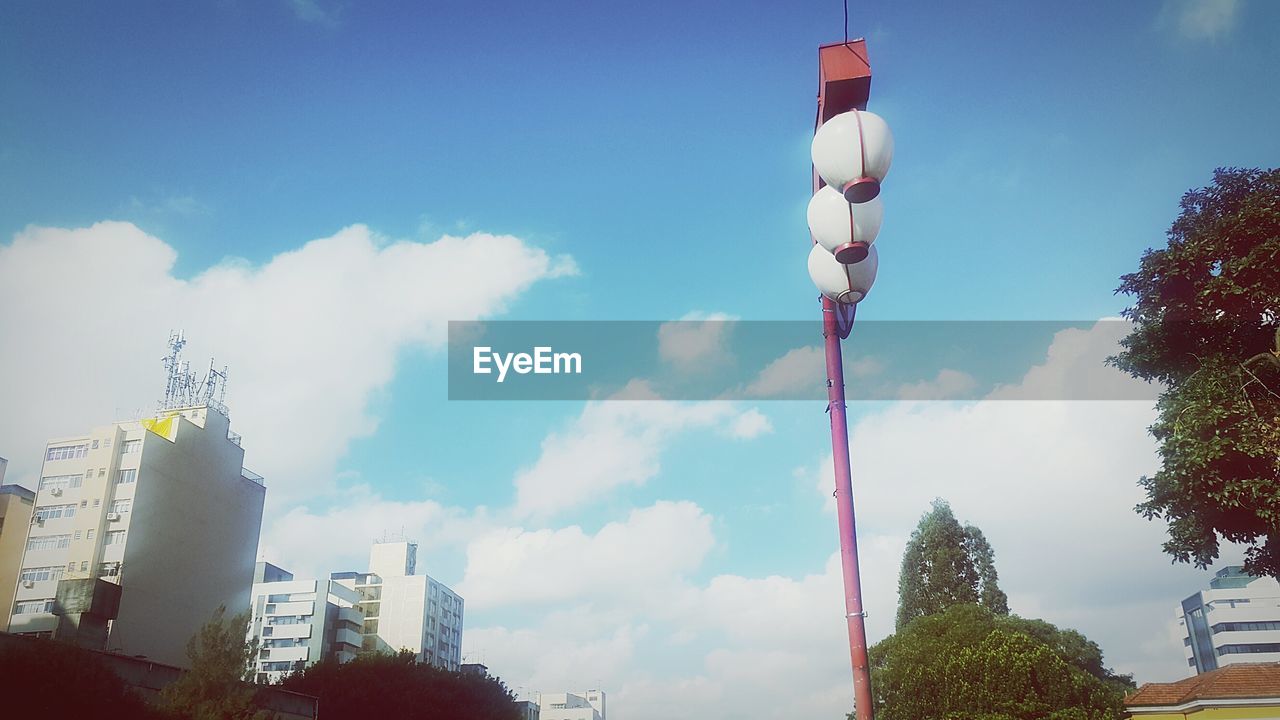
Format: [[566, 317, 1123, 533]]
[[0, 460, 36, 620], [331, 541, 464, 670], [247, 561, 364, 683], [1178, 566, 1280, 673], [6, 405, 265, 667], [538, 690, 607, 720]]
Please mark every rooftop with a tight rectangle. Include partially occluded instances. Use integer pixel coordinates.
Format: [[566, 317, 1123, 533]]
[[1127, 663, 1280, 707]]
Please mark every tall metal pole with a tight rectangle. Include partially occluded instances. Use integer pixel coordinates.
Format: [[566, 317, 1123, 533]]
[[824, 293, 874, 719], [813, 39, 875, 720]]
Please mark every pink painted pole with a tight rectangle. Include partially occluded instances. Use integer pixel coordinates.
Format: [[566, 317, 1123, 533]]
[[822, 296, 874, 720]]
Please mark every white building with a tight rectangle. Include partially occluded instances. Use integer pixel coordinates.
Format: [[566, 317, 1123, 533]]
[[331, 541, 464, 670], [538, 690, 607, 720], [1178, 565, 1280, 673], [247, 561, 364, 683], [6, 405, 265, 667]]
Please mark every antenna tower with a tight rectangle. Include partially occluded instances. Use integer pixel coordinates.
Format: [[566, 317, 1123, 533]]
[[159, 331, 230, 416]]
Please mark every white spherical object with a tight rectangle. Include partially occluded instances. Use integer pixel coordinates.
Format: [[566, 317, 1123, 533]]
[[808, 242, 878, 305], [807, 185, 883, 264], [811, 109, 894, 203]]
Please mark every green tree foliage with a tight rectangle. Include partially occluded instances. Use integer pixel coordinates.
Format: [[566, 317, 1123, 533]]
[[281, 651, 522, 720], [896, 499, 1009, 628], [158, 605, 270, 720], [1111, 167, 1280, 577], [0, 636, 170, 720], [868, 604, 1133, 720]]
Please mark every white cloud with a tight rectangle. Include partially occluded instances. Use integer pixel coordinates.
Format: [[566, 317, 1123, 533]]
[[726, 407, 772, 439], [987, 320, 1156, 400], [1158, 0, 1240, 41], [460, 501, 714, 611], [742, 346, 825, 398], [0, 221, 576, 512], [656, 312, 735, 373], [288, 0, 340, 27], [895, 368, 977, 400], [511, 382, 768, 518], [739, 345, 881, 399], [257, 484, 496, 581]]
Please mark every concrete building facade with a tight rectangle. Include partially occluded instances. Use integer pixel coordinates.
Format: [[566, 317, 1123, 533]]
[[1178, 566, 1280, 673], [0, 468, 35, 621], [6, 406, 265, 667], [248, 561, 365, 683], [331, 541, 464, 670], [538, 691, 607, 720]]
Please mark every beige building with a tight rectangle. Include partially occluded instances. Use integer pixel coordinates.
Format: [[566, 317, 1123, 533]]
[[0, 458, 37, 622], [6, 405, 265, 667], [331, 541, 465, 670], [248, 561, 364, 683]]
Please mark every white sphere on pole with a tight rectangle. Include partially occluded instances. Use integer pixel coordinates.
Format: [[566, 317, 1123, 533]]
[[807, 185, 883, 264], [808, 243, 878, 305], [811, 109, 894, 204]]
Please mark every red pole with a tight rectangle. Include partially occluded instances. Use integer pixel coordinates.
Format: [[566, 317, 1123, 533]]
[[822, 297, 874, 719]]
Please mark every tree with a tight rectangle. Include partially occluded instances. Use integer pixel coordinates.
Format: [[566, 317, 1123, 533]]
[[1111, 167, 1280, 577], [158, 605, 270, 720], [868, 604, 1133, 720], [281, 651, 522, 720], [0, 636, 171, 720], [896, 498, 1009, 628]]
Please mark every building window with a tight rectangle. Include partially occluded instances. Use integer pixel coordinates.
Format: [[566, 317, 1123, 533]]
[[1217, 643, 1280, 655], [98, 562, 121, 578], [39, 474, 83, 492], [73, 530, 81, 540], [26, 534, 72, 551], [20, 566, 65, 583], [116, 469, 137, 485], [14, 599, 55, 614], [97, 468, 105, 477], [91, 440, 100, 449], [86, 529, 95, 540], [33, 504, 77, 521], [46, 444, 89, 461], [110, 499, 132, 514], [79, 561, 88, 572], [104, 530, 126, 546], [121, 440, 141, 455], [103, 439, 111, 448], [1214, 622, 1280, 633], [92, 498, 100, 507], [266, 615, 307, 625]]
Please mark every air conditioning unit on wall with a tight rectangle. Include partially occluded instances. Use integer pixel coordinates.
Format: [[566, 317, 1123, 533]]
[[106, 512, 121, 521], [49, 487, 62, 496], [21, 580, 35, 588]]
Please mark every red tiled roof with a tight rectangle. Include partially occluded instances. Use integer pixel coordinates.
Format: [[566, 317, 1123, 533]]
[[1127, 663, 1280, 707]]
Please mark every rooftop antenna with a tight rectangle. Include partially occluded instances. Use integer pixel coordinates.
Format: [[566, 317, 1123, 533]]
[[159, 331, 230, 417]]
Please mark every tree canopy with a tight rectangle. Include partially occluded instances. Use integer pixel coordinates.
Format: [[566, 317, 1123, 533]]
[[868, 604, 1133, 720], [896, 498, 1009, 629], [0, 636, 169, 720], [1111, 167, 1280, 577], [158, 605, 269, 720], [281, 651, 522, 720]]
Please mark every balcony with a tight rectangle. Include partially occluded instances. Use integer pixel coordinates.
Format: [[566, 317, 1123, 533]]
[[240, 468, 265, 486]]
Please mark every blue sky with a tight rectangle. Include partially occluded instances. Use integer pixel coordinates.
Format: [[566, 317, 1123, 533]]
[[3, 1, 1279, 716]]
